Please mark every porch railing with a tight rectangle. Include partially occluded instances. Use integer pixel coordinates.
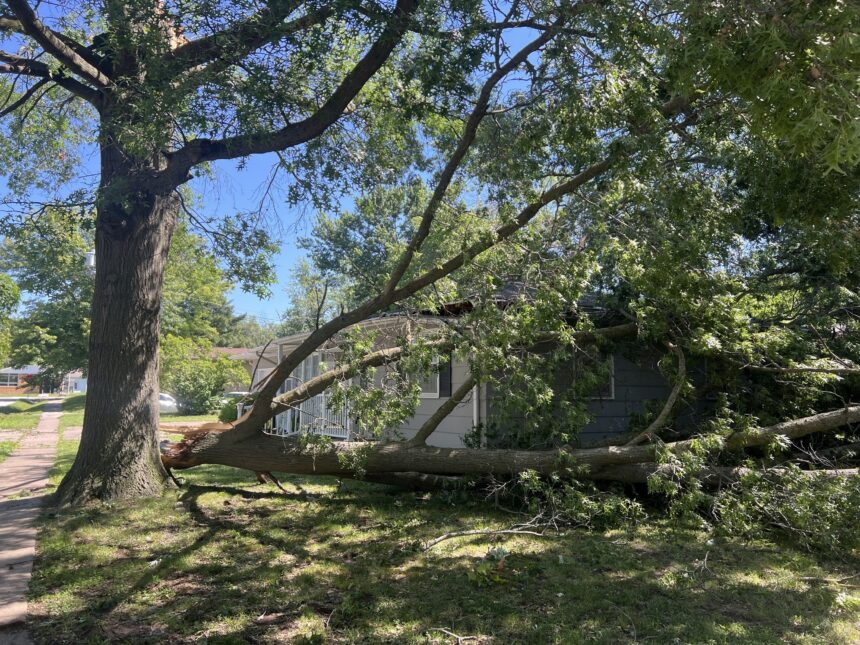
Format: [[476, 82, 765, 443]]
[[239, 377, 351, 440]]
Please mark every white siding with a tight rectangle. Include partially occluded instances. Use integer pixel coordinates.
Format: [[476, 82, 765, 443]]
[[384, 359, 476, 448]]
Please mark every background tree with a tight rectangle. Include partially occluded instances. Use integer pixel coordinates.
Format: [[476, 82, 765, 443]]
[[0, 211, 250, 387], [0, 272, 19, 364], [0, 209, 93, 381]]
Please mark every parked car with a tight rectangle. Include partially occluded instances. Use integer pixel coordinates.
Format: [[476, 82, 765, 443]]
[[220, 391, 250, 405], [158, 393, 178, 414]]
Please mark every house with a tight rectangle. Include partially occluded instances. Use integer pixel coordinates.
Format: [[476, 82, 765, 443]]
[[233, 303, 681, 448], [0, 365, 41, 394], [0, 365, 87, 395]]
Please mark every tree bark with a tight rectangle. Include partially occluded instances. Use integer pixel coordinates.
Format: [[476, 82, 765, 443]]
[[55, 139, 179, 504], [163, 405, 860, 483]]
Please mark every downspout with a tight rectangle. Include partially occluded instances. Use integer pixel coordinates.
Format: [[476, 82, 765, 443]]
[[472, 376, 485, 448]]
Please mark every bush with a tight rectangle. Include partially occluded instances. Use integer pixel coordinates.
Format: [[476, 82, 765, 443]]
[[160, 335, 248, 415], [218, 399, 240, 423]]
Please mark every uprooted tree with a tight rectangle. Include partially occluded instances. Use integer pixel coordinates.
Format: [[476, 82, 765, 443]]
[[1, 0, 858, 503]]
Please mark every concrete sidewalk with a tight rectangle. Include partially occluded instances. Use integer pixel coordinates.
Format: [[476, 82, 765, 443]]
[[0, 401, 61, 634]]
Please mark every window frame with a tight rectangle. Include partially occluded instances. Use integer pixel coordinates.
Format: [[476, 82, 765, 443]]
[[418, 357, 441, 399], [572, 352, 616, 401], [588, 354, 615, 401], [0, 373, 19, 387]]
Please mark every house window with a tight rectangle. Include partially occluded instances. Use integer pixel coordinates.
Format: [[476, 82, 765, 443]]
[[591, 355, 615, 400], [419, 372, 440, 398], [419, 358, 440, 399], [0, 373, 19, 387], [573, 352, 615, 400]]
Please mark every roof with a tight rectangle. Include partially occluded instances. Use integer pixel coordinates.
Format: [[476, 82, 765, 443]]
[[233, 287, 620, 364], [211, 347, 249, 357], [0, 365, 41, 375]]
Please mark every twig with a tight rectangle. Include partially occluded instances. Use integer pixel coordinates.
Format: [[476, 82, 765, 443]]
[[428, 627, 478, 643], [424, 527, 549, 550]]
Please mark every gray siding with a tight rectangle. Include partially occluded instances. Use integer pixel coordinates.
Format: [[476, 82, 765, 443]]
[[387, 352, 676, 447], [579, 353, 671, 443], [389, 359, 476, 448], [483, 351, 674, 445]]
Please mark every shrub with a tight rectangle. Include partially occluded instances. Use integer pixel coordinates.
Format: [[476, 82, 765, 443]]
[[218, 399, 240, 423], [160, 335, 248, 415]]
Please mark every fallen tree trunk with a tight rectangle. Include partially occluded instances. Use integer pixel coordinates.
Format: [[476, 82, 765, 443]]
[[162, 405, 860, 483]]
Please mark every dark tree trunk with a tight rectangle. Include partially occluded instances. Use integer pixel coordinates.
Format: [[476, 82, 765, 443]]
[[55, 135, 179, 504]]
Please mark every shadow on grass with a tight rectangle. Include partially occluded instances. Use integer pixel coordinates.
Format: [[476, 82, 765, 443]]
[[60, 395, 86, 413], [26, 457, 860, 644]]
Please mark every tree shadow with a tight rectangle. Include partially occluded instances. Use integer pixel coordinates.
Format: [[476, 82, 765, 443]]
[[27, 475, 859, 644]]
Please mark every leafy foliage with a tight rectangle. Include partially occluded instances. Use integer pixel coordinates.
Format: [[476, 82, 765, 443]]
[[160, 335, 248, 414], [0, 272, 19, 365], [714, 467, 860, 556]]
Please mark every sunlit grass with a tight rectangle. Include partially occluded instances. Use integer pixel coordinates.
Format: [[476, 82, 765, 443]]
[[0, 439, 17, 464], [57, 395, 85, 432], [0, 398, 48, 430], [30, 440, 860, 644]]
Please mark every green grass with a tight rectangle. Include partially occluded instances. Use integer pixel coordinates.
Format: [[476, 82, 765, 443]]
[[57, 394, 217, 430], [57, 394, 86, 432], [0, 439, 17, 464], [29, 443, 860, 644], [0, 398, 49, 430], [160, 413, 218, 423]]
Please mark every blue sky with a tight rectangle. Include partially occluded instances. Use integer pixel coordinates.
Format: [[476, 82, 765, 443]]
[[190, 153, 310, 322]]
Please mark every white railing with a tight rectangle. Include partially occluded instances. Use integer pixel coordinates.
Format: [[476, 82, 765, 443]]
[[240, 377, 351, 440]]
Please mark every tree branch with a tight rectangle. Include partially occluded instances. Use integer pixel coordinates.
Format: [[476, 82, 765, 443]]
[[409, 374, 476, 446], [0, 12, 103, 70], [381, 23, 562, 298], [386, 156, 615, 302], [744, 364, 860, 375], [163, 0, 331, 73], [271, 338, 449, 412], [0, 53, 101, 105], [164, 405, 860, 479], [0, 76, 46, 117], [5, 0, 111, 87], [626, 341, 686, 446], [151, 0, 420, 191]]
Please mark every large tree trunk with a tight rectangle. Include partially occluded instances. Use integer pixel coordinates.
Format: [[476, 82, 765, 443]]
[[163, 405, 860, 484], [56, 139, 179, 504]]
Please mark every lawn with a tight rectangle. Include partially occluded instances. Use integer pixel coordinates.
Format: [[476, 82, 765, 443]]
[[58, 395, 85, 432], [29, 440, 860, 644], [58, 394, 217, 430], [0, 398, 49, 430]]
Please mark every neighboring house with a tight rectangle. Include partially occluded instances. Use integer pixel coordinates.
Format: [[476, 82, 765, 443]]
[[59, 370, 88, 394], [0, 365, 87, 395], [0, 365, 41, 394], [233, 301, 681, 448]]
